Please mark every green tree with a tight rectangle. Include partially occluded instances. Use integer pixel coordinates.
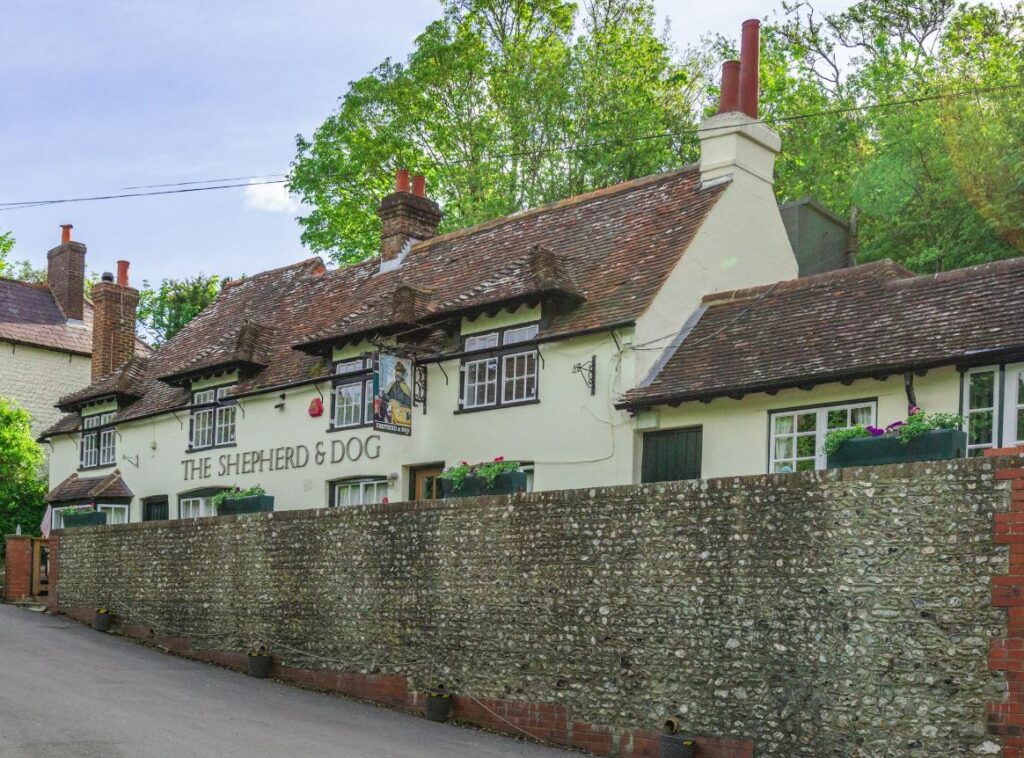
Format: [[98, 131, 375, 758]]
[[769, 0, 1024, 271], [290, 0, 715, 263], [0, 232, 13, 275], [0, 398, 47, 543], [137, 274, 223, 346]]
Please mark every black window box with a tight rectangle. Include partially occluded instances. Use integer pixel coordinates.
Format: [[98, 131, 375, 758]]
[[440, 471, 528, 498], [826, 429, 968, 469], [62, 511, 108, 528], [217, 495, 275, 516]]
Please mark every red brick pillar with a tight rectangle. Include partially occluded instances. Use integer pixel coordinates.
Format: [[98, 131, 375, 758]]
[[3, 536, 34, 601], [989, 452, 1024, 755]]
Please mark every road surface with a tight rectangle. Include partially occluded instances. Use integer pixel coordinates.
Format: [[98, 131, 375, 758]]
[[0, 604, 569, 758]]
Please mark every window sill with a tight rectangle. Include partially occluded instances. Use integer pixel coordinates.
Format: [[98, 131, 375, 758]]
[[78, 463, 117, 472], [185, 442, 238, 454], [327, 423, 372, 433], [453, 398, 540, 415]]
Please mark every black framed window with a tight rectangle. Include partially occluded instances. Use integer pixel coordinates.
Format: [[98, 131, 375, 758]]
[[458, 324, 539, 412], [188, 385, 236, 451], [142, 497, 169, 521], [330, 358, 374, 430], [80, 411, 115, 469]]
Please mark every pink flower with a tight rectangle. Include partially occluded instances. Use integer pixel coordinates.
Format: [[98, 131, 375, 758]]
[[867, 426, 885, 437], [909, 405, 922, 415], [460, 461, 468, 466], [494, 456, 505, 462], [886, 421, 906, 432]]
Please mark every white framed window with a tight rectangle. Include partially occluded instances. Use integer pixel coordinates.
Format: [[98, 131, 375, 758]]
[[179, 496, 215, 519], [465, 332, 500, 351], [769, 401, 876, 473], [459, 324, 540, 411], [189, 385, 236, 450], [333, 381, 365, 428], [335, 358, 369, 375], [462, 357, 499, 409], [331, 478, 389, 507], [80, 412, 115, 469], [97, 504, 128, 525], [1002, 363, 1024, 450], [502, 351, 538, 403], [964, 367, 999, 456]]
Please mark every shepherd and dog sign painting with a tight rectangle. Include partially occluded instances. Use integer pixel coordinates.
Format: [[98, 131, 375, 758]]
[[373, 353, 413, 436]]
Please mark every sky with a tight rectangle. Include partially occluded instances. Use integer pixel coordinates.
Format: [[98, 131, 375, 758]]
[[1, 0, 857, 286]]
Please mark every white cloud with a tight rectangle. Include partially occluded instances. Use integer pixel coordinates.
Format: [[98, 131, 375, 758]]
[[244, 180, 301, 214]]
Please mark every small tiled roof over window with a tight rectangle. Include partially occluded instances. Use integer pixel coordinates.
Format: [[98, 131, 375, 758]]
[[619, 258, 1024, 409], [46, 470, 133, 504]]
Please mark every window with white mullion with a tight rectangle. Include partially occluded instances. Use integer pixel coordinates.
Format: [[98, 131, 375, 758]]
[[180, 496, 214, 519], [99, 428, 116, 466], [215, 405, 236, 445], [189, 385, 236, 450], [462, 357, 499, 409], [333, 381, 365, 428], [332, 479, 388, 507], [80, 411, 115, 469], [502, 351, 537, 403], [190, 407, 214, 449], [769, 401, 875, 473], [964, 367, 999, 455]]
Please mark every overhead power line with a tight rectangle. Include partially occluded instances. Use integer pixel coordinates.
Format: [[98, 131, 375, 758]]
[[1, 82, 1019, 212]]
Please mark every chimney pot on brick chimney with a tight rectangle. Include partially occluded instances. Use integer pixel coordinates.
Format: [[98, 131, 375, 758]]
[[395, 169, 410, 193], [739, 19, 761, 119], [718, 60, 741, 114], [60, 224, 73, 244], [412, 175, 426, 197], [116, 260, 130, 287], [91, 266, 140, 380], [47, 226, 86, 321], [101, 271, 114, 282]]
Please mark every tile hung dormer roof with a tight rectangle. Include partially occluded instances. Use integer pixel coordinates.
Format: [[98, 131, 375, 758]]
[[56, 354, 150, 412], [38, 165, 728, 438], [46, 470, 134, 504], [618, 257, 1024, 410]]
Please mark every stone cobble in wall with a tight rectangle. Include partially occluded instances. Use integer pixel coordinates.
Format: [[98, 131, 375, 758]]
[[54, 458, 1012, 756]]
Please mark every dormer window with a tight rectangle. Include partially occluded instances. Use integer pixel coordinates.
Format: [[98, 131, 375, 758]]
[[331, 358, 373, 430], [189, 385, 236, 451], [80, 412, 115, 469], [459, 323, 539, 412]]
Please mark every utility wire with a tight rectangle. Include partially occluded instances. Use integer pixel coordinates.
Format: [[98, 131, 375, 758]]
[[119, 173, 287, 190], [1, 82, 1019, 212]]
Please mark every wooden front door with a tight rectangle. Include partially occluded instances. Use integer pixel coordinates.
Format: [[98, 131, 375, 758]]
[[412, 466, 444, 501]]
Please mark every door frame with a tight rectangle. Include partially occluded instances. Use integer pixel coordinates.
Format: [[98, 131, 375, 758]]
[[409, 463, 446, 501]]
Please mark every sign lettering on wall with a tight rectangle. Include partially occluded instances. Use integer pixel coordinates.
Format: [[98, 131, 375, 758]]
[[373, 353, 412, 436], [181, 435, 382, 482]]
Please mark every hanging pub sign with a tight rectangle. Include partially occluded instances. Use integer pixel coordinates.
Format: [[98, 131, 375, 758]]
[[373, 352, 413, 436]]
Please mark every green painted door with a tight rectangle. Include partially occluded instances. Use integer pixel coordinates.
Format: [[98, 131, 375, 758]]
[[641, 427, 702, 483]]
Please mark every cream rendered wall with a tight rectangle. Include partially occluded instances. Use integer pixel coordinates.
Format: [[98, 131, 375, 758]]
[[642, 367, 963, 480], [47, 324, 638, 521], [632, 119, 799, 384], [1, 340, 92, 442]]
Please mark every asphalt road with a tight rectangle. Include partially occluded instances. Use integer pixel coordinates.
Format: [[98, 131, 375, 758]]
[[0, 604, 569, 758]]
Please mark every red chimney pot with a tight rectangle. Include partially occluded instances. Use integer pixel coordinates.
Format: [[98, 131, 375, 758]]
[[60, 224, 73, 244], [412, 174, 426, 197], [739, 19, 761, 119], [718, 60, 741, 114], [395, 169, 410, 193], [116, 260, 130, 287]]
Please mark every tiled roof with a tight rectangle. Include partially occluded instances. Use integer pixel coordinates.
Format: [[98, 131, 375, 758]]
[[0, 278, 92, 354], [56, 355, 150, 411], [0, 277, 151, 356], [39, 166, 726, 437], [46, 470, 134, 503], [619, 258, 1024, 409]]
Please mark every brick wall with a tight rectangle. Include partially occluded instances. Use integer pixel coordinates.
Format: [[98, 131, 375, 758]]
[[89, 280, 139, 380], [4, 536, 34, 601], [51, 457, 1017, 756]]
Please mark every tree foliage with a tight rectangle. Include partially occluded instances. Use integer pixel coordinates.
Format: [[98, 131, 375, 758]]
[[0, 398, 46, 542], [137, 274, 223, 346], [290, 0, 717, 263], [292, 0, 1022, 274]]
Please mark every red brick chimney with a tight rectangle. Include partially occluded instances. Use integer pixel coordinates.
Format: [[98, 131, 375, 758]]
[[91, 261, 140, 380], [738, 19, 761, 119], [377, 169, 441, 270], [46, 224, 86, 321]]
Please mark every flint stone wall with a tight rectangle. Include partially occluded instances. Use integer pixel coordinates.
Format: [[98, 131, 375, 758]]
[[54, 458, 1011, 756]]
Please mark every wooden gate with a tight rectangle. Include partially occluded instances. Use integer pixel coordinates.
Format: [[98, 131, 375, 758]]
[[31, 538, 49, 596]]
